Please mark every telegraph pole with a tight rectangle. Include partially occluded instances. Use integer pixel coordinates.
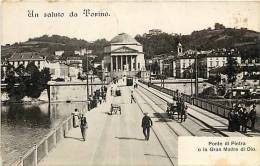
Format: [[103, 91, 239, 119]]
[[195, 52, 198, 97], [86, 48, 89, 99]]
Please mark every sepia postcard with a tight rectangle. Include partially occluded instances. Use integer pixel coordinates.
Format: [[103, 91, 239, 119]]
[[1, 1, 260, 166]]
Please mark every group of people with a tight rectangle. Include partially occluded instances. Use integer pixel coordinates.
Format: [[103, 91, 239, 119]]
[[88, 86, 107, 111], [228, 104, 256, 133], [72, 109, 88, 141]]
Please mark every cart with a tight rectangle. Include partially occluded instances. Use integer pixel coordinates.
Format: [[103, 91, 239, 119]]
[[110, 104, 121, 115]]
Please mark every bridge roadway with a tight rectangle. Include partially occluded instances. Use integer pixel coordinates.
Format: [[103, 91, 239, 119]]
[[39, 81, 259, 166]]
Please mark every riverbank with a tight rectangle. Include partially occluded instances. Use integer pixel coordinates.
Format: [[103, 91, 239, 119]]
[[1, 102, 87, 166]]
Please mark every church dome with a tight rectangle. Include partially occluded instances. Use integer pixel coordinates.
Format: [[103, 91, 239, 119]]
[[110, 33, 140, 44]]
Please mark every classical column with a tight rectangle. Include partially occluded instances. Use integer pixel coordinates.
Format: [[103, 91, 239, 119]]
[[121, 56, 123, 71], [125, 55, 128, 71], [131, 56, 135, 71], [110, 56, 113, 72], [115, 56, 118, 71]]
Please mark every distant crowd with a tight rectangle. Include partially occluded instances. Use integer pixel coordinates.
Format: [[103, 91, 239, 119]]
[[228, 104, 256, 133]]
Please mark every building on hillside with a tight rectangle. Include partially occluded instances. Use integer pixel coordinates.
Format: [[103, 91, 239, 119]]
[[45, 61, 82, 81], [8, 52, 46, 70], [74, 48, 92, 56], [66, 57, 82, 67], [172, 44, 242, 79], [200, 49, 241, 78], [149, 54, 174, 77], [103, 33, 146, 78], [149, 29, 162, 35]]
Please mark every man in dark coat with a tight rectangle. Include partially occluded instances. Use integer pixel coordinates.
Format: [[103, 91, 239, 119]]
[[228, 109, 235, 131], [249, 105, 256, 130], [141, 113, 153, 140], [180, 101, 187, 122], [80, 115, 88, 141], [233, 110, 240, 131], [241, 108, 249, 133]]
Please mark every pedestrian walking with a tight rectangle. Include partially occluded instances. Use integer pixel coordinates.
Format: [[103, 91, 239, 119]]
[[99, 96, 102, 104], [241, 108, 249, 133], [72, 109, 80, 128], [141, 113, 153, 140], [249, 104, 256, 130], [103, 93, 107, 102], [80, 115, 88, 141], [131, 90, 134, 103], [111, 87, 113, 96]]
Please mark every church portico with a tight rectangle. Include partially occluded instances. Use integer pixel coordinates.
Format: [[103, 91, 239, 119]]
[[103, 33, 146, 78]]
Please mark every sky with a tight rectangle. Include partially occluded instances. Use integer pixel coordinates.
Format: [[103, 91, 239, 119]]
[[1, 1, 260, 45]]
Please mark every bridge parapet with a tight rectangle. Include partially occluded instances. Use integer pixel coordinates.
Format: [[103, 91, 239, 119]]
[[48, 82, 88, 102]]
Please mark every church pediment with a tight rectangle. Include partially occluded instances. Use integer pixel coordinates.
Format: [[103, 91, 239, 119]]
[[111, 46, 138, 53]]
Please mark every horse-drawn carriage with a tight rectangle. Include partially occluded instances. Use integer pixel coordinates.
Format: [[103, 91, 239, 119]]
[[166, 102, 178, 119], [166, 100, 188, 122]]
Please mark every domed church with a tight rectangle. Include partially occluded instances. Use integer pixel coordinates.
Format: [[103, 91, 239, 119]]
[[103, 33, 146, 78]]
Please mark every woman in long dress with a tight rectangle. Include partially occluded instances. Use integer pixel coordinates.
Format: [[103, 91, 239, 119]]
[[72, 109, 79, 128]]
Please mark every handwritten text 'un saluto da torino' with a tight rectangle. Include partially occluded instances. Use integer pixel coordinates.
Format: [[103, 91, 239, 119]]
[[27, 9, 111, 18]]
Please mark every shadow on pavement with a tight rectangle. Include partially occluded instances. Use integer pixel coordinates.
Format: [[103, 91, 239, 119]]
[[200, 128, 218, 133], [153, 112, 171, 119], [65, 136, 83, 141], [155, 118, 172, 122], [144, 153, 177, 159], [115, 137, 145, 141]]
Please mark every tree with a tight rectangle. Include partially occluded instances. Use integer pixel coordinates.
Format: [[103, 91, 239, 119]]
[[214, 23, 225, 30], [222, 51, 240, 96], [151, 61, 160, 75], [5, 62, 51, 101], [5, 64, 17, 100]]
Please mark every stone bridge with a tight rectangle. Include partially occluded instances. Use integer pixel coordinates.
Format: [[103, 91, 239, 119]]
[[47, 82, 106, 102]]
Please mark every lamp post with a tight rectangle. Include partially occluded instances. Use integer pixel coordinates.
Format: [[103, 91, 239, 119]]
[[90, 70, 93, 96], [162, 60, 165, 88], [149, 60, 152, 85], [101, 60, 105, 92]]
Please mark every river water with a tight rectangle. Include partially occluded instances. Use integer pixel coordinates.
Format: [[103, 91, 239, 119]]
[[1, 102, 87, 166]]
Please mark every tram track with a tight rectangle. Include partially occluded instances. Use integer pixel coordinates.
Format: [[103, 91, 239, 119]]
[[147, 84, 229, 127], [127, 87, 176, 166], [135, 88, 195, 136], [137, 84, 254, 137], [137, 84, 224, 137]]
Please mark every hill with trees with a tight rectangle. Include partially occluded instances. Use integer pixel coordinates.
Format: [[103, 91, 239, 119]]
[[135, 23, 260, 60], [1, 23, 259, 61]]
